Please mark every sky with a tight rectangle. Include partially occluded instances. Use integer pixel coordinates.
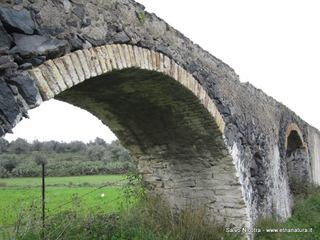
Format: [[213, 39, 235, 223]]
[[4, 0, 320, 143]]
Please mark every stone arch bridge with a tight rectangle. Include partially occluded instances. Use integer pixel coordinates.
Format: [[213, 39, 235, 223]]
[[0, 0, 319, 229]]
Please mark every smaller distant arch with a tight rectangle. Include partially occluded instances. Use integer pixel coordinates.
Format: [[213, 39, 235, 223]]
[[284, 123, 311, 194], [285, 123, 307, 154]]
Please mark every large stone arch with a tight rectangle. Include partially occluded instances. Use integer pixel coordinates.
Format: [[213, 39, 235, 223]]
[[28, 44, 249, 227]]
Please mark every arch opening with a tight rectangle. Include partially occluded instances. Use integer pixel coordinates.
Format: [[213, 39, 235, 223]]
[[55, 67, 246, 225], [285, 128, 310, 194]]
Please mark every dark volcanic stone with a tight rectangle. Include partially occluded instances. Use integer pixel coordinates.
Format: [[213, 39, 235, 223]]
[[0, 6, 35, 34], [0, 126, 5, 136], [0, 47, 9, 56], [0, 21, 12, 49], [112, 31, 131, 43], [0, 79, 20, 125], [22, 56, 46, 66], [18, 62, 32, 70], [38, 26, 65, 36], [8, 74, 40, 106], [68, 34, 83, 51], [11, 34, 68, 58], [0, 55, 13, 65], [0, 61, 18, 71]]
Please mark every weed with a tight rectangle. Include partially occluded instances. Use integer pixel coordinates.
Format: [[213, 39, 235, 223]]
[[137, 11, 146, 25]]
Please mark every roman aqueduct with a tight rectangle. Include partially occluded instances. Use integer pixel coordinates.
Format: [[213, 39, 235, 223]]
[[0, 0, 319, 229]]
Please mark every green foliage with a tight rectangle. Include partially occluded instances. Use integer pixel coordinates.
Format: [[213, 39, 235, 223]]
[[137, 11, 146, 25], [121, 167, 145, 207], [255, 183, 320, 240], [0, 138, 134, 177], [2, 195, 242, 240]]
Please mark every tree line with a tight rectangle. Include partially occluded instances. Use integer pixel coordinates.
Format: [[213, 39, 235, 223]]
[[0, 137, 134, 178]]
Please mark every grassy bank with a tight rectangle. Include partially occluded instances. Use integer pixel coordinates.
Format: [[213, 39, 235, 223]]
[[1, 175, 320, 239], [255, 183, 320, 240], [0, 175, 127, 226]]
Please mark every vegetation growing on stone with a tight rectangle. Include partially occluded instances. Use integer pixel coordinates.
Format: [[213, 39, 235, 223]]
[[136, 11, 146, 25]]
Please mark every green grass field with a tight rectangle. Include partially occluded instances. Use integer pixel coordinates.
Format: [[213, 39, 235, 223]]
[[0, 175, 127, 227]]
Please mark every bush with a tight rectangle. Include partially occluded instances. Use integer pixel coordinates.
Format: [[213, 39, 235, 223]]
[[0, 166, 10, 178]]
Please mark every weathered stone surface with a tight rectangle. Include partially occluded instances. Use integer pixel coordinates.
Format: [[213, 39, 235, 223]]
[[0, 6, 35, 34], [28, 68, 54, 100], [11, 34, 68, 58], [112, 31, 131, 44], [0, 79, 20, 126], [0, 21, 12, 49], [7, 73, 42, 107]]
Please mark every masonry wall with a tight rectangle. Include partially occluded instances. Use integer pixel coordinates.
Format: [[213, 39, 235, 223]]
[[308, 127, 320, 185]]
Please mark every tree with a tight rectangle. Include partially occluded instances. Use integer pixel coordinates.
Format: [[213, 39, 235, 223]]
[[93, 137, 107, 146], [35, 154, 48, 166], [8, 138, 30, 154], [68, 141, 87, 153], [41, 140, 58, 152], [87, 144, 106, 161], [32, 140, 42, 151], [109, 140, 131, 162], [0, 138, 9, 153], [0, 156, 18, 173]]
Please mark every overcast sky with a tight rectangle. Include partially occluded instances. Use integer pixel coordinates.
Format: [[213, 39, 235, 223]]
[[4, 0, 320, 143]]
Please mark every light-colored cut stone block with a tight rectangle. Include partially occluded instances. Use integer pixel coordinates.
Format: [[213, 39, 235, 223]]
[[163, 55, 171, 75], [160, 53, 165, 72], [150, 50, 157, 70], [145, 48, 151, 70], [186, 73, 192, 91], [111, 45, 123, 69], [178, 67, 187, 87], [155, 52, 161, 71], [83, 48, 97, 77], [105, 45, 117, 69], [127, 45, 137, 67], [95, 47, 108, 73], [75, 50, 90, 79], [100, 46, 112, 71], [138, 47, 146, 69], [38, 64, 61, 95], [147, 49, 153, 70], [44, 60, 67, 92], [133, 46, 143, 68], [28, 68, 54, 100], [117, 44, 127, 68], [63, 55, 80, 85], [89, 48, 102, 75], [53, 58, 73, 88], [70, 52, 85, 83], [122, 44, 132, 68], [170, 60, 178, 80]]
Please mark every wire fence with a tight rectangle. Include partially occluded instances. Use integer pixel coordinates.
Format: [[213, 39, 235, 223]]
[[0, 177, 135, 239]]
